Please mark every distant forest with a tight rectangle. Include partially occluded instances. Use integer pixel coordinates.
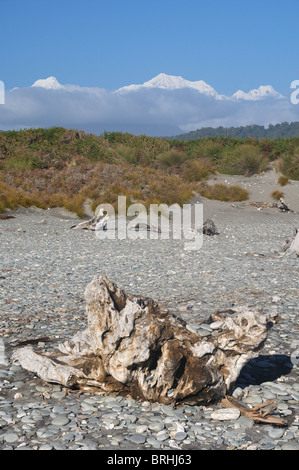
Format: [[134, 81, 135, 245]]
[[170, 122, 299, 140]]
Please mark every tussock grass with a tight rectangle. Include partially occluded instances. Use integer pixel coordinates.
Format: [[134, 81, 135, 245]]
[[156, 150, 188, 168], [198, 182, 249, 202], [182, 158, 215, 182], [277, 175, 289, 186], [227, 145, 268, 176], [271, 189, 284, 200]]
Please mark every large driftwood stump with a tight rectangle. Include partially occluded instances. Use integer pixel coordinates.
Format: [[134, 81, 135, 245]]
[[12, 275, 277, 405]]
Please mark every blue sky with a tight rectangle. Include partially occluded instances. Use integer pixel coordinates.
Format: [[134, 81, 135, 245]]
[[1, 0, 298, 94]]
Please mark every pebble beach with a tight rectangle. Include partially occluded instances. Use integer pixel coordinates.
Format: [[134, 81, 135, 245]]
[[0, 171, 299, 451]]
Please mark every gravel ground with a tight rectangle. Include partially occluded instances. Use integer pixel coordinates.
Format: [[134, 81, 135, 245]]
[[0, 198, 298, 451]]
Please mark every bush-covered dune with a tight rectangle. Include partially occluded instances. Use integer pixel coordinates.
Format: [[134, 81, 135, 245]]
[[0, 127, 298, 216]]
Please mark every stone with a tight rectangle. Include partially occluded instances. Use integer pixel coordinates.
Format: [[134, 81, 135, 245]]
[[211, 408, 241, 421], [156, 431, 169, 442], [174, 431, 187, 441], [4, 432, 19, 443], [234, 416, 254, 430], [268, 428, 285, 439], [281, 442, 299, 451], [148, 422, 164, 432], [51, 416, 70, 427], [127, 434, 146, 444]]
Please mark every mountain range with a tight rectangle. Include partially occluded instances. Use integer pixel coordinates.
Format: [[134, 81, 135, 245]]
[[32, 73, 284, 102], [1, 73, 297, 137]]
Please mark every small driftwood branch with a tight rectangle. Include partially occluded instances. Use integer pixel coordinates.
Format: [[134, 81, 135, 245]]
[[133, 223, 161, 233], [278, 197, 293, 213], [221, 396, 286, 426], [71, 209, 109, 231], [197, 219, 219, 236], [0, 214, 15, 220], [282, 228, 299, 255]]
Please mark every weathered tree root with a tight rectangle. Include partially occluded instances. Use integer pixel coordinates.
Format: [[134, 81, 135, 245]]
[[12, 274, 278, 406], [221, 396, 286, 426]]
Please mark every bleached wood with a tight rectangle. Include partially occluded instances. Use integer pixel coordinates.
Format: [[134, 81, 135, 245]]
[[12, 275, 278, 405]]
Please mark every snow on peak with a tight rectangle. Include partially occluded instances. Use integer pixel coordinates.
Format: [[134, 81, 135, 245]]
[[116, 73, 218, 96], [233, 85, 283, 101], [32, 76, 63, 90]]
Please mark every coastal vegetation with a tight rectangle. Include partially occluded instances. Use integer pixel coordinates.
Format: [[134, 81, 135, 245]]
[[0, 127, 298, 216]]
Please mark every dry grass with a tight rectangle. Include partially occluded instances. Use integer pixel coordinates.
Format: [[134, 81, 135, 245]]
[[156, 149, 188, 168], [182, 158, 215, 182], [198, 182, 249, 202], [271, 189, 284, 200], [277, 175, 290, 186], [0, 162, 195, 216]]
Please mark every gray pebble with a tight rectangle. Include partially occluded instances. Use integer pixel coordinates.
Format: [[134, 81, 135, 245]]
[[39, 444, 54, 450], [268, 428, 285, 439], [127, 434, 146, 444], [148, 422, 164, 432], [174, 431, 187, 441], [3, 433, 19, 443], [51, 416, 70, 427], [281, 442, 299, 451]]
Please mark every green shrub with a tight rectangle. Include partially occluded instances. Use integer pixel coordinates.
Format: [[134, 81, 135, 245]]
[[183, 158, 215, 182], [157, 150, 188, 167], [231, 145, 268, 176], [115, 144, 139, 165], [278, 151, 299, 180]]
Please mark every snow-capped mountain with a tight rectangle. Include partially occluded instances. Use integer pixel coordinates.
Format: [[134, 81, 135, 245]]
[[116, 73, 283, 101], [30, 74, 284, 103], [32, 76, 63, 90], [1, 74, 294, 138], [116, 73, 218, 97], [232, 85, 283, 101]]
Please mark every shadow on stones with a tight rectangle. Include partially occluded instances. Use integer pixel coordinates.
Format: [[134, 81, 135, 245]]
[[234, 354, 294, 389]]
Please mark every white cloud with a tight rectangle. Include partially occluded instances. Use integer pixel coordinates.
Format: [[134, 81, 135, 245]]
[[0, 75, 298, 136]]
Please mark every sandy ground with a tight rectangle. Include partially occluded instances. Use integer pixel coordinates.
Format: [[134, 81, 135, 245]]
[[189, 167, 299, 227]]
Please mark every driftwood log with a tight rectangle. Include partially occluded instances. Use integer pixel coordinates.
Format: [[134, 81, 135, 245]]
[[278, 197, 293, 212], [282, 228, 299, 255], [134, 223, 161, 233], [221, 396, 286, 426], [12, 274, 277, 405], [71, 209, 109, 231], [289, 229, 299, 255], [0, 214, 15, 220], [202, 219, 219, 236]]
